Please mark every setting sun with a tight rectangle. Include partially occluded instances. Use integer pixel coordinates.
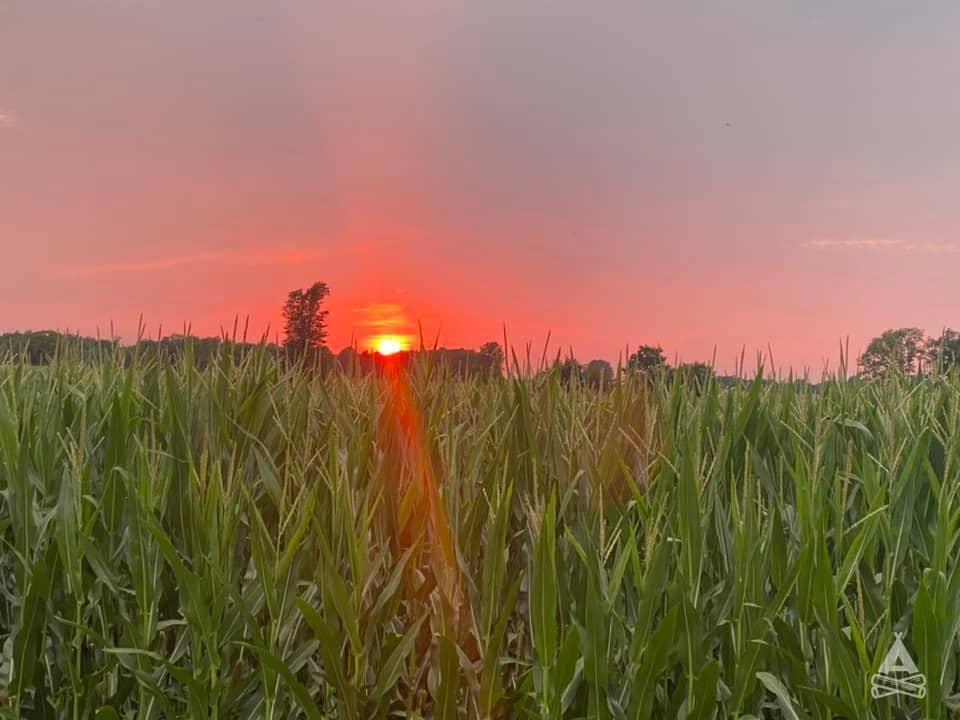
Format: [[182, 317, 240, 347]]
[[373, 335, 408, 356]]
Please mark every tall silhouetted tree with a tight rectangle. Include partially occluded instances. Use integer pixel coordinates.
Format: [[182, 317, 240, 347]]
[[282, 281, 330, 360], [858, 327, 926, 379], [926, 328, 960, 372], [629, 344, 667, 372]]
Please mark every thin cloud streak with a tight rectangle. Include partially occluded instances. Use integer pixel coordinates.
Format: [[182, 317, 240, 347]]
[[0, 110, 15, 128], [67, 248, 329, 276], [805, 239, 960, 253], [804, 238, 902, 249], [906, 242, 960, 254]]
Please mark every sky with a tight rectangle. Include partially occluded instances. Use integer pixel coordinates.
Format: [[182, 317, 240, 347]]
[[2, 1, 959, 375]]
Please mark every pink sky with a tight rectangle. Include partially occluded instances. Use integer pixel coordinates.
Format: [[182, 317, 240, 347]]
[[2, 2, 959, 375]]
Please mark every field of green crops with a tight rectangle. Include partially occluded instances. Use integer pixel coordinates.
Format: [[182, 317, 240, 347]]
[[1, 346, 959, 719]]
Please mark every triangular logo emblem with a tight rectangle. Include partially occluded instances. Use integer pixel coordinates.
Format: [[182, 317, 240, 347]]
[[879, 633, 919, 675], [870, 632, 926, 700]]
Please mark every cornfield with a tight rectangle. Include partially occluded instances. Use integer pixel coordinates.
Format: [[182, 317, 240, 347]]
[[1, 343, 959, 719]]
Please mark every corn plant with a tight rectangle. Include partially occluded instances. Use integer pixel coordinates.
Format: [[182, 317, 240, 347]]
[[0, 340, 959, 718]]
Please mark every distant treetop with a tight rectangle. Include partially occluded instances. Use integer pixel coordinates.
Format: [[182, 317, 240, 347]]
[[857, 327, 960, 379], [628, 344, 667, 372]]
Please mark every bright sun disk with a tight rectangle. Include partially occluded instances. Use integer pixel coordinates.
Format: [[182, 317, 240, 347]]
[[375, 336, 405, 356]]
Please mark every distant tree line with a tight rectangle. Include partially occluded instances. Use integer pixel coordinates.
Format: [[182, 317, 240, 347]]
[[858, 327, 960, 378], [278, 281, 959, 383], [334, 345, 503, 378], [0, 331, 115, 365], [9, 279, 868, 387], [550, 343, 718, 390], [0, 273, 720, 387], [0, 330, 509, 378], [0, 331, 279, 368]]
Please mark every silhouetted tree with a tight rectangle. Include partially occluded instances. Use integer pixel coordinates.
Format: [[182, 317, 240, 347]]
[[479, 341, 505, 376], [282, 281, 330, 360], [583, 359, 613, 389], [926, 329, 960, 372], [858, 328, 926, 379], [629, 344, 667, 372]]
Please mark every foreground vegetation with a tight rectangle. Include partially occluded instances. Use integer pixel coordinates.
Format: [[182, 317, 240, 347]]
[[1, 344, 959, 719]]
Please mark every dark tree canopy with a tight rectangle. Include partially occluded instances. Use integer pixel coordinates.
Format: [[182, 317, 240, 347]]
[[583, 359, 614, 389], [282, 281, 330, 360], [0, 330, 114, 364], [858, 327, 926, 379], [479, 341, 505, 376], [926, 329, 960, 372], [629, 344, 667, 372]]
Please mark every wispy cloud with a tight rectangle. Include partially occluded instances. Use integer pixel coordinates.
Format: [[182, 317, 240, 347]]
[[905, 241, 960, 254], [804, 238, 960, 254], [804, 238, 901, 250], [353, 303, 409, 329], [67, 248, 328, 276], [0, 110, 15, 128]]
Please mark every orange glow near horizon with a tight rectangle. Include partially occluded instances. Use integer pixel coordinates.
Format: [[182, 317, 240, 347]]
[[356, 303, 416, 356], [371, 335, 410, 356]]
